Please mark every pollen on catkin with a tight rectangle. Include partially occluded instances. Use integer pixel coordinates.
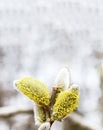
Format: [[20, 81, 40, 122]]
[[51, 90, 79, 121], [16, 77, 50, 106], [69, 84, 80, 96], [34, 104, 46, 125]]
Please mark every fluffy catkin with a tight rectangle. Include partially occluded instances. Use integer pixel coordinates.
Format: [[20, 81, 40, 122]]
[[34, 104, 46, 125], [51, 89, 79, 121], [16, 77, 50, 106]]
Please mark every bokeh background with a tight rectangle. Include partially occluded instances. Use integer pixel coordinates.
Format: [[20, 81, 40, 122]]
[[0, 0, 103, 130]]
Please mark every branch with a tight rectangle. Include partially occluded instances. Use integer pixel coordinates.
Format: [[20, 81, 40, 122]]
[[63, 113, 102, 130], [0, 106, 33, 117], [0, 106, 102, 130]]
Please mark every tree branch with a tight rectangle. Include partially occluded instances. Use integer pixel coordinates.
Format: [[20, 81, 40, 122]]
[[0, 106, 33, 117], [63, 113, 102, 130], [0, 106, 102, 130]]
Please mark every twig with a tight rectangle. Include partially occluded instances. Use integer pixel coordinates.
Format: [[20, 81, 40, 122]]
[[63, 113, 102, 130], [0, 106, 102, 130], [0, 106, 33, 117]]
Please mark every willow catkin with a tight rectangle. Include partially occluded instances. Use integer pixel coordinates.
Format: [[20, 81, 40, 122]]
[[16, 77, 50, 106], [34, 104, 46, 125], [51, 88, 79, 121]]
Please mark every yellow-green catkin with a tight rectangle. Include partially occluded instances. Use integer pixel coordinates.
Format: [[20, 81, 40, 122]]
[[16, 77, 50, 106], [70, 85, 79, 96], [51, 89, 79, 121], [34, 105, 46, 125]]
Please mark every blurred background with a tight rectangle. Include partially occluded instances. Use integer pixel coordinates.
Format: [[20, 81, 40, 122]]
[[0, 0, 103, 130]]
